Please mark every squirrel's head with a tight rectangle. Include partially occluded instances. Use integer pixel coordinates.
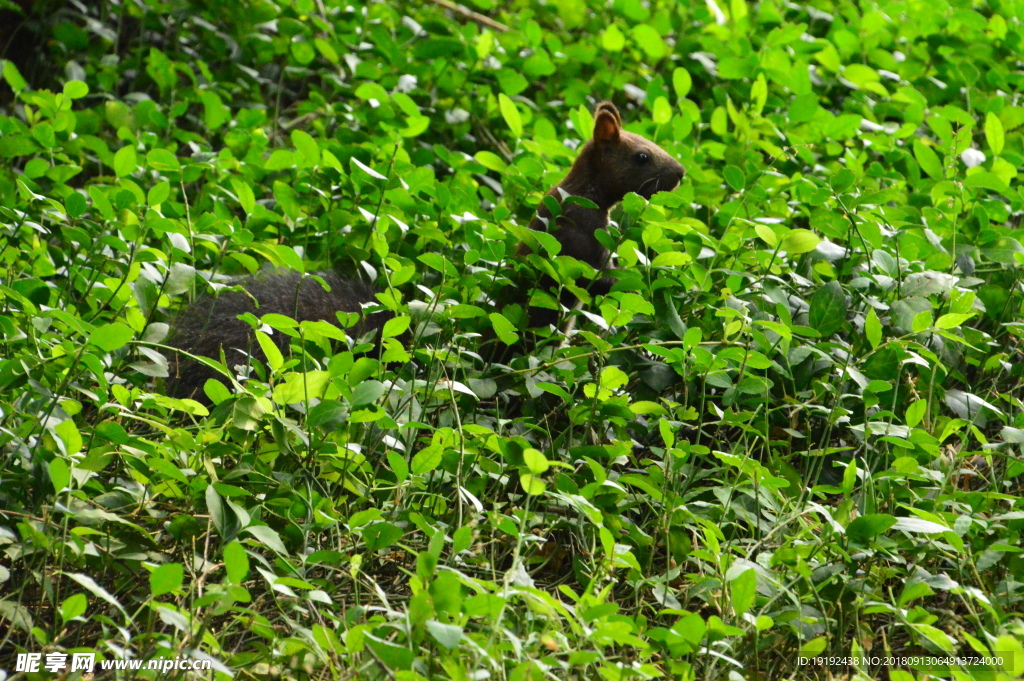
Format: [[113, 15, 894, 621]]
[[574, 101, 685, 207]]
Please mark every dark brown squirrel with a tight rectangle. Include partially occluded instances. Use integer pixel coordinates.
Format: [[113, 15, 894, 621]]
[[166, 270, 389, 401], [165, 102, 683, 400], [514, 101, 685, 330]]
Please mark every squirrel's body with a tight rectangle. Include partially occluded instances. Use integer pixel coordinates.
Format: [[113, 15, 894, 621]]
[[167, 270, 386, 401], [166, 101, 683, 400], [517, 101, 684, 329]]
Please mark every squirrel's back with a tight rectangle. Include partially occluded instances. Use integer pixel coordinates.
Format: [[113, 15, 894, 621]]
[[167, 270, 384, 401]]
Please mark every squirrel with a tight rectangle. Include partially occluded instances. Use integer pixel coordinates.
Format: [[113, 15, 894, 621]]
[[165, 101, 684, 400], [166, 270, 389, 401], [513, 101, 685, 331]]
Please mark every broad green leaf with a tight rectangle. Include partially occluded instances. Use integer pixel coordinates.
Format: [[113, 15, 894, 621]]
[[913, 138, 943, 179], [498, 93, 523, 138], [113, 145, 137, 177], [150, 563, 183, 597], [673, 67, 692, 99], [89, 323, 134, 351], [780, 228, 820, 254], [808, 281, 846, 336], [985, 111, 1005, 155]]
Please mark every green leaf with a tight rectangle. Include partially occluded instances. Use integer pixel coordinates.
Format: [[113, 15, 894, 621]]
[[602, 24, 625, 51], [730, 568, 757, 616], [652, 96, 671, 125], [475, 150, 507, 171], [673, 67, 692, 99], [230, 178, 255, 215], [847, 514, 897, 543], [88, 323, 134, 351], [291, 129, 321, 167], [411, 446, 442, 474], [199, 90, 230, 130], [63, 80, 89, 99], [498, 93, 523, 138], [489, 313, 519, 344], [362, 522, 404, 551], [632, 24, 666, 59], [387, 451, 408, 484], [223, 541, 249, 584], [426, 621, 463, 649], [723, 165, 744, 191], [150, 563, 183, 597], [3, 60, 27, 92], [60, 593, 87, 623], [113, 145, 137, 178], [985, 111, 1005, 155], [808, 281, 846, 336], [864, 308, 882, 349], [146, 148, 180, 173], [146, 181, 169, 207], [905, 399, 927, 428], [48, 457, 71, 493], [913, 138, 943, 179], [66, 192, 88, 218], [351, 380, 386, 407], [780, 228, 820, 254], [935, 312, 973, 329], [382, 315, 410, 339]]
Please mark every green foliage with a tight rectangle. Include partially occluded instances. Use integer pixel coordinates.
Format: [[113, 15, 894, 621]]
[[2, 0, 1024, 679]]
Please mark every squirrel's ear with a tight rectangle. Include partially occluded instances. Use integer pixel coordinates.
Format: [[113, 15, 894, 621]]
[[595, 101, 622, 125], [593, 104, 621, 143]]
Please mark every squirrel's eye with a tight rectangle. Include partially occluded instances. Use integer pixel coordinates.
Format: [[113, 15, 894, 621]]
[[635, 152, 650, 164]]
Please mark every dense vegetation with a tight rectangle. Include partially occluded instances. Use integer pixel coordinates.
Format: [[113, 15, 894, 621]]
[[2, 0, 1024, 678]]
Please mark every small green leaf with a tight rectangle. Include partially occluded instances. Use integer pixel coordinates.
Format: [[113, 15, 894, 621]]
[[88, 186, 113, 220], [498, 93, 523, 138], [223, 541, 249, 584], [362, 522, 404, 551], [411, 446, 442, 474], [63, 80, 88, 99], [291, 129, 321, 167], [3, 60, 27, 92], [913, 138, 943, 179], [147, 181, 170, 207], [808, 281, 847, 336], [754, 224, 777, 248], [146, 148, 180, 173], [426, 621, 463, 650], [905, 399, 927, 428], [113, 145, 137, 178], [351, 380, 386, 407], [985, 111, 1005, 155], [150, 563, 183, 597], [936, 312, 973, 329], [88, 323, 134, 351], [49, 457, 71, 492], [60, 593, 87, 623], [230, 177, 255, 215], [780, 228, 820, 254], [632, 24, 666, 59], [602, 24, 625, 51], [652, 96, 671, 125], [673, 67, 692, 99], [864, 308, 882, 349], [723, 165, 744, 191], [523, 448, 549, 475], [730, 568, 757, 617]]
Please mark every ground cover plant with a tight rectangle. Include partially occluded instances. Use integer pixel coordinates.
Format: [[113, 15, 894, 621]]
[[2, 0, 1024, 679]]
